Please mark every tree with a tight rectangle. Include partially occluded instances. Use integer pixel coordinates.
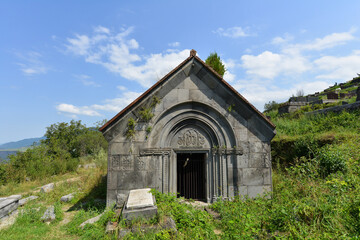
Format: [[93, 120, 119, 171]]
[[264, 101, 280, 112], [205, 52, 226, 77]]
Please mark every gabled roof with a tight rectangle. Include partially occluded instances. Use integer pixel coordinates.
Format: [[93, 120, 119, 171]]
[[99, 49, 275, 133]]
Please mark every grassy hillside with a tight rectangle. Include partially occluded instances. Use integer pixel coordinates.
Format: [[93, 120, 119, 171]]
[[1, 112, 360, 239]]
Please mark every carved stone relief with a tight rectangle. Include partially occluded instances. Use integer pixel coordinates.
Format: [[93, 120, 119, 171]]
[[177, 129, 205, 147], [111, 155, 133, 171]]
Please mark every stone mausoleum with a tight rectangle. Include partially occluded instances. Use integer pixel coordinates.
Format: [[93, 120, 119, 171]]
[[100, 50, 276, 206]]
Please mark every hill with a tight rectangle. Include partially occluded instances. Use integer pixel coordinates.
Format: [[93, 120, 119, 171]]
[[0, 137, 44, 150]]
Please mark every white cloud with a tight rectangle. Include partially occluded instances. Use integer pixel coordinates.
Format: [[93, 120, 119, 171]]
[[16, 51, 48, 75], [81, 79, 101, 87], [56, 103, 101, 117], [241, 29, 356, 80], [233, 79, 330, 111], [168, 42, 180, 47], [314, 51, 360, 80], [66, 27, 189, 87], [66, 34, 90, 55], [241, 51, 310, 79], [213, 26, 250, 38], [297, 30, 355, 51], [56, 91, 142, 117], [117, 85, 127, 91], [271, 33, 293, 45], [94, 26, 110, 34]]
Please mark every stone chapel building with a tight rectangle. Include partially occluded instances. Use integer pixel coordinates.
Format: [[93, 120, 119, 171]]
[[100, 50, 276, 206]]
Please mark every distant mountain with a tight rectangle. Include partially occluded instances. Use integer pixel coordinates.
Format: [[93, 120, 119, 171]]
[[0, 137, 45, 150], [0, 151, 17, 162]]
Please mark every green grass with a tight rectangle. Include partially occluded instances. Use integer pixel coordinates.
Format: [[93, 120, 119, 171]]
[[2, 109, 360, 239]]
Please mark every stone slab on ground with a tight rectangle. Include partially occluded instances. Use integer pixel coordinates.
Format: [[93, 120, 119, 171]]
[[40, 183, 54, 193], [19, 196, 38, 206], [122, 206, 158, 221], [125, 188, 154, 210], [80, 212, 104, 229], [41, 206, 55, 223], [0, 209, 19, 230], [0, 197, 20, 219], [122, 188, 157, 221], [60, 193, 74, 203]]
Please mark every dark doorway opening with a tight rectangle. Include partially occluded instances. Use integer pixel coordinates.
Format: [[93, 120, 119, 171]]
[[177, 153, 206, 200]]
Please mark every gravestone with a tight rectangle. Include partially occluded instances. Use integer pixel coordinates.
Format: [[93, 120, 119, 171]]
[[121, 188, 157, 221]]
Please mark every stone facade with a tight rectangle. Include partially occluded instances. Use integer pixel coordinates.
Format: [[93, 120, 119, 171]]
[[100, 50, 276, 207]]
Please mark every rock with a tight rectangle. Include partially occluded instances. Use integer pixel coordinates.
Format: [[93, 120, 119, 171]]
[[19, 196, 38, 206], [84, 163, 96, 169], [116, 193, 127, 207], [79, 212, 104, 229], [8, 195, 22, 200], [40, 183, 54, 193], [106, 221, 117, 234], [0, 209, 18, 230], [160, 216, 177, 232], [204, 206, 221, 220], [41, 206, 55, 223], [0, 197, 20, 219], [118, 228, 131, 239], [60, 193, 74, 203]]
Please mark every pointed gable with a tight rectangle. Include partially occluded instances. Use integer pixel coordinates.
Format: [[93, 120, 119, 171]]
[[100, 50, 275, 136]]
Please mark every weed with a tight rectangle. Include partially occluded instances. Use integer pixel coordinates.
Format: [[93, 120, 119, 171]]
[[125, 117, 136, 140]]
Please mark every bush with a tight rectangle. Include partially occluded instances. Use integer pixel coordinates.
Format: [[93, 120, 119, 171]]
[[317, 147, 347, 178]]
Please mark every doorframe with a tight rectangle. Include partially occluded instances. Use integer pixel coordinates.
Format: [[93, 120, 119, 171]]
[[170, 149, 210, 202]]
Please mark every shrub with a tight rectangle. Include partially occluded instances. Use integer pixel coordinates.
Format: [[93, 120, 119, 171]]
[[317, 146, 347, 178]]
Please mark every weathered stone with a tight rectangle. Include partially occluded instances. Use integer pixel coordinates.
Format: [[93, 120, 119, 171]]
[[41, 206, 55, 223], [242, 168, 264, 185], [204, 207, 220, 220], [126, 188, 154, 210], [116, 193, 127, 207], [122, 188, 157, 221], [84, 163, 96, 169], [8, 195, 22, 200], [160, 216, 177, 232], [0, 209, 18, 230], [60, 193, 74, 203], [0, 196, 20, 219], [19, 196, 38, 206], [106, 221, 117, 234], [80, 212, 104, 229], [118, 228, 131, 239], [248, 185, 271, 198], [40, 183, 54, 193]]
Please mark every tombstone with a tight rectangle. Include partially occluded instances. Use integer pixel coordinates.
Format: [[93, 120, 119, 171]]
[[100, 50, 276, 207], [327, 92, 338, 99]]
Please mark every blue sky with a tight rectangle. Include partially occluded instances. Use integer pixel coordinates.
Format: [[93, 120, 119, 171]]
[[1, 1, 360, 144]]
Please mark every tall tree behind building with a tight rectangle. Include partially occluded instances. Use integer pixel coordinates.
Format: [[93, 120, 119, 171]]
[[205, 52, 226, 77]]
